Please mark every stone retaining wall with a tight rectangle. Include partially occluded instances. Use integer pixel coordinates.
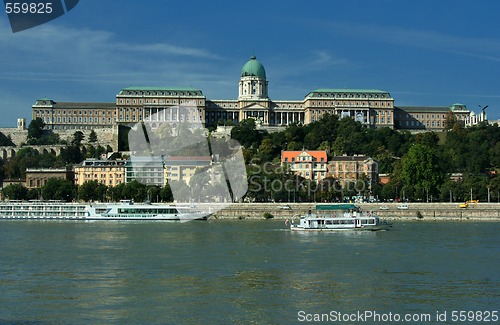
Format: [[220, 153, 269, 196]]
[[0, 129, 27, 146], [0, 127, 117, 151], [211, 202, 500, 221]]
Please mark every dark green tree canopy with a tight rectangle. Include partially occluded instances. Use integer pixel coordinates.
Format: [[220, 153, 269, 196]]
[[27, 118, 45, 140], [89, 130, 98, 143], [41, 178, 76, 202]]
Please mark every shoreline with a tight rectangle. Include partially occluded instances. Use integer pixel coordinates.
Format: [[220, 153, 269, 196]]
[[209, 202, 500, 222]]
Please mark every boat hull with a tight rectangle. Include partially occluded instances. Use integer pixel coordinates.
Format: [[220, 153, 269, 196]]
[[290, 224, 391, 231], [0, 214, 211, 221]]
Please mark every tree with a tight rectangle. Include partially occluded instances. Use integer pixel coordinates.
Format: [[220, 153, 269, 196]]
[[316, 177, 342, 202], [489, 175, 500, 202], [379, 182, 397, 201], [120, 180, 147, 202], [108, 183, 126, 202], [0, 158, 4, 181], [3, 147, 41, 179], [26, 118, 60, 145], [415, 132, 439, 147], [146, 186, 162, 202], [160, 184, 174, 202], [332, 117, 365, 155], [72, 131, 85, 146], [400, 144, 443, 201], [1, 184, 28, 200], [230, 119, 263, 148], [78, 180, 108, 202], [60, 145, 84, 164], [86, 145, 106, 159], [444, 110, 458, 130], [27, 118, 45, 141], [0, 132, 15, 146], [41, 178, 76, 202], [257, 138, 275, 162], [89, 130, 98, 143]]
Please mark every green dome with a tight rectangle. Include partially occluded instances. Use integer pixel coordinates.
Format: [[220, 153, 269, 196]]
[[241, 55, 266, 79]]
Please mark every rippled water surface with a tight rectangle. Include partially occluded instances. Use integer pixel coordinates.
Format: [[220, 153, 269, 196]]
[[0, 220, 498, 324]]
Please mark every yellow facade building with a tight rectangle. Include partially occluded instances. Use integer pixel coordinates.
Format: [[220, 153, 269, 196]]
[[74, 159, 125, 186]]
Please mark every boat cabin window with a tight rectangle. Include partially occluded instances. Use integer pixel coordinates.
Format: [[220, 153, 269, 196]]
[[118, 208, 179, 214]]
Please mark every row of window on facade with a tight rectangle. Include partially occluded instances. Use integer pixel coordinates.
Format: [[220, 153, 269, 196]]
[[309, 109, 392, 115], [302, 172, 371, 180], [285, 156, 326, 162], [312, 93, 391, 99], [34, 110, 115, 116], [118, 99, 204, 105], [291, 163, 327, 169], [398, 113, 445, 119], [41, 117, 115, 124], [309, 115, 392, 125], [309, 101, 393, 107], [81, 173, 122, 178], [210, 102, 239, 108], [290, 163, 371, 172], [398, 120, 444, 128], [50, 125, 111, 130], [78, 179, 123, 186], [118, 107, 202, 113], [121, 91, 202, 96], [299, 171, 327, 179]]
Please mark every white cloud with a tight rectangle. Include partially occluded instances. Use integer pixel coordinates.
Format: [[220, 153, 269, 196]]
[[269, 50, 350, 80], [114, 43, 222, 60], [0, 23, 234, 125], [0, 24, 222, 85]]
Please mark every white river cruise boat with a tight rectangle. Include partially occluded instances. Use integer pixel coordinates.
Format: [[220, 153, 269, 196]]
[[0, 200, 211, 221], [290, 204, 392, 231]]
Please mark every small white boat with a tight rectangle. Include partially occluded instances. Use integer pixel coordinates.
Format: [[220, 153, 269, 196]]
[[289, 204, 392, 231]]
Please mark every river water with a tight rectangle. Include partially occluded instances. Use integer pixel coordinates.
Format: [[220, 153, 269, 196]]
[[0, 220, 498, 324]]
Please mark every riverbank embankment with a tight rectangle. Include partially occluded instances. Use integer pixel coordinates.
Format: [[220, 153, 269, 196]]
[[210, 202, 500, 221]]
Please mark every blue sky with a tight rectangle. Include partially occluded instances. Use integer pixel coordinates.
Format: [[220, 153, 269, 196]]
[[1, 0, 499, 127]]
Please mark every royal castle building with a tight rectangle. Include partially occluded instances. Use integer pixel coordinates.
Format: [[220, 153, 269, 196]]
[[32, 55, 474, 131]]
